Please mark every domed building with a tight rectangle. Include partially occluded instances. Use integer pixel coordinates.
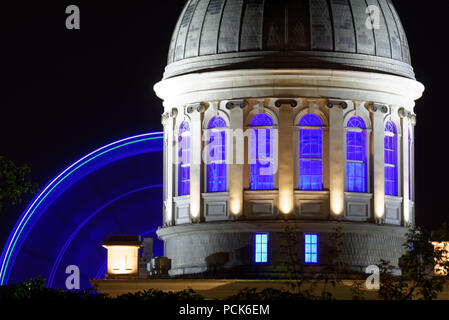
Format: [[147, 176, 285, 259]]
[[154, 0, 424, 276]]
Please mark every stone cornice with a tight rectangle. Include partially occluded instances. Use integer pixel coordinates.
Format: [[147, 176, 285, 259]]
[[154, 69, 424, 111]]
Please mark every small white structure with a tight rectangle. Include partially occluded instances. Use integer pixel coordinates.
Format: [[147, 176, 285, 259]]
[[155, 0, 424, 276], [102, 235, 142, 279]]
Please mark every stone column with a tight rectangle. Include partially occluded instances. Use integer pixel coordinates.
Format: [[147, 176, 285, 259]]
[[401, 115, 409, 225], [328, 101, 346, 217], [399, 108, 415, 226], [276, 99, 296, 215], [371, 105, 386, 221], [164, 109, 177, 226], [188, 104, 204, 222], [227, 101, 245, 217]]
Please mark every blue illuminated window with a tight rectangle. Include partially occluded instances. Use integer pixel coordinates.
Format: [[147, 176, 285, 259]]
[[254, 233, 268, 263], [298, 114, 323, 191], [178, 121, 190, 196], [304, 233, 319, 264], [207, 116, 227, 192], [346, 117, 367, 193], [408, 129, 412, 200], [249, 114, 274, 190], [385, 121, 398, 196]]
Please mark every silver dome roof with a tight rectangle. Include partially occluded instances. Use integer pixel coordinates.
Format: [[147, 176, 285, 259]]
[[165, 0, 414, 80]]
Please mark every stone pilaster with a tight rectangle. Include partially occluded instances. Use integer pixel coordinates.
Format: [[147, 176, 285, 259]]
[[328, 101, 346, 217], [187, 103, 204, 222], [276, 99, 296, 215], [370, 104, 387, 221], [164, 109, 177, 225], [227, 101, 245, 216]]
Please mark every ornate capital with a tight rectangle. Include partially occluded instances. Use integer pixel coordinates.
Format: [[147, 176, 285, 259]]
[[161, 113, 170, 125], [369, 103, 388, 114], [326, 100, 348, 110], [170, 108, 178, 118], [398, 108, 417, 125], [275, 99, 298, 108], [187, 103, 205, 114], [225, 100, 247, 110]]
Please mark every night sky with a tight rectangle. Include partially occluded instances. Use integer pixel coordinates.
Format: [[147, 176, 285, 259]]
[[1, 1, 448, 241]]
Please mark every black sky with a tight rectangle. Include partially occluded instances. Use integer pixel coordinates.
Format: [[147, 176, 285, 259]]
[[1, 1, 448, 233]]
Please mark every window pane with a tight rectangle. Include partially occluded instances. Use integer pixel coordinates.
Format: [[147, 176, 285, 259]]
[[178, 121, 190, 196], [299, 118, 323, 191], [346, 119, 367, 193], [384, 122, 398, 196], [305, 233, 319, 264], [249, 120, 274, 190], [255, 233, 268, 263], [207, 117, 227, 192]]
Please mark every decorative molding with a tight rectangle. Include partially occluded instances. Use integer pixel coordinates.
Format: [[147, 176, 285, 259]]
[[225, 100, 246, 110], [327, 100, 348, 110], [275, 99, 298, 108], [187, 103, 205, 114]]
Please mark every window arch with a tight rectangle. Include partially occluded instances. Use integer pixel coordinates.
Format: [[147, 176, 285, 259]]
[[346, 116, 367, 193], [249, 113, 274, 190], [178, 121, 190, 196], [385, 121, 398, 196], [206, 116, 227, 192], [298, 114, 323, 191]]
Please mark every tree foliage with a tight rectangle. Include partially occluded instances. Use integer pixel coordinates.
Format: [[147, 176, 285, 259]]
[[0, 156, 38, 212], [378, 226, 449, 300]]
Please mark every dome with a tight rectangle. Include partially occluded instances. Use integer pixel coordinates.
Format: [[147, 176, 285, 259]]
[[165, 0, 414, 80]]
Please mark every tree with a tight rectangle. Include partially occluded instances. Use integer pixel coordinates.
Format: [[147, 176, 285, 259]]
[[378, 226, 449, 300], [0, 156, 38, 213]]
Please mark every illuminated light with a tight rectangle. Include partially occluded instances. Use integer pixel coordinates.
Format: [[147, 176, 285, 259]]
[[47, 185, 162, 288], [331, 192, 344, 216], [230, 200, 241, 216], [375, 203, 385, 219], [403, 195, 410, 223], [0, 132, 163, 285], [190, 202, 200, 219], [279, 193, 293, 215], [254, 233, 268, 263], [431, 242, 449, 276], [102, 236, 142, 278]]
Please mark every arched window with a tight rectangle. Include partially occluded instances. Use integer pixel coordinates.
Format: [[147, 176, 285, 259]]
[[178, 121, 190, 196], [249, 114, 274, 190], [385, 121, 398, 196], [408, 128, 412, 200], [207, 116, 227, 192], [298, 114, 323, 191], [346, 117, 367, 193]]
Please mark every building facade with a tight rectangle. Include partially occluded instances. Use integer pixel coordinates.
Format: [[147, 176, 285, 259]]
[[155, 0, 424, 276]]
